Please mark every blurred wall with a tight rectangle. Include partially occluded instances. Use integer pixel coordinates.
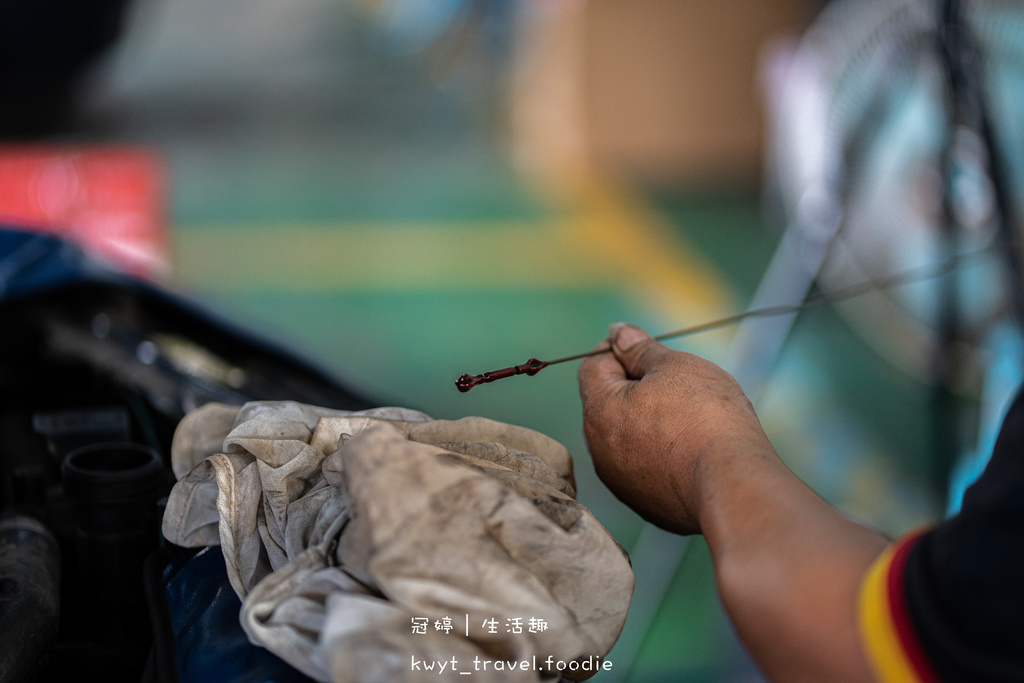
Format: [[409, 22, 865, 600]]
[[513, 0, 814, 188]]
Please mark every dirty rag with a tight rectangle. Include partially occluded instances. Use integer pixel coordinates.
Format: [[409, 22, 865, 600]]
[[162, 401, 633, 683]]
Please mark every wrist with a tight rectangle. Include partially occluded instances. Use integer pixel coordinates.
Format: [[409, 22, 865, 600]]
[[690, 429, 789, 550]]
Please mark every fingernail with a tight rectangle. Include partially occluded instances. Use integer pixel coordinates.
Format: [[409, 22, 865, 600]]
[[609, 322, 648, 351]]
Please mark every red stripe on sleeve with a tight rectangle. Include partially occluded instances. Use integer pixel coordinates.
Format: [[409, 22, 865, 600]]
[[884, 533, 942, 683]]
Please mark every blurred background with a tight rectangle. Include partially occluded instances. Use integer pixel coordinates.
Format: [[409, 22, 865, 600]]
[[4, 0, 1024, 680]]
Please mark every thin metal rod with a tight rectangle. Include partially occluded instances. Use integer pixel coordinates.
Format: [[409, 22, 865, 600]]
[[455, 241, 999, 391]]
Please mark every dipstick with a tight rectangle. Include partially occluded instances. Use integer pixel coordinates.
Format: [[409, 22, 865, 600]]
[[454, 242, 997, 392]]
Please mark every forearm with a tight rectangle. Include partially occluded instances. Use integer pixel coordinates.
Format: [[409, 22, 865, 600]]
[[697, 435, 889, 683]]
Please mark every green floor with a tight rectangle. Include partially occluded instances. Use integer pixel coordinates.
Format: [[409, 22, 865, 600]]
[[61, 1, 951, 679]]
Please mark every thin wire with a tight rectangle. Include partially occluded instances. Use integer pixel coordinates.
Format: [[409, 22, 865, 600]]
[[543, 240, 997, 366]]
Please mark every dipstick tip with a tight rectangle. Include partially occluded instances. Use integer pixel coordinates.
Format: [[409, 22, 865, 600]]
[[455, 374, 483, 393]]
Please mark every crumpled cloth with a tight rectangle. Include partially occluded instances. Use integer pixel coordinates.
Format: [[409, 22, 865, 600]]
[[162, 401, 633, 683]]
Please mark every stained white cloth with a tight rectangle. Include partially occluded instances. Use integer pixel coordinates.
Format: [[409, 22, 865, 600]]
[[162, 401, 633, 683]]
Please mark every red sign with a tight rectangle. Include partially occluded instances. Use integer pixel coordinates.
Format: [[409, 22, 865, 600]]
[[0, 147, 168, 280]]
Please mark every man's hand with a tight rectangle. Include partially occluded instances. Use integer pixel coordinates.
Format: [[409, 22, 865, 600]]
[[577, 322, 887, 683], [577, 322, 774, 535]]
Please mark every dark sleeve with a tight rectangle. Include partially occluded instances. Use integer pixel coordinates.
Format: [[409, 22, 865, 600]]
[[859, 387, 1024, 683]]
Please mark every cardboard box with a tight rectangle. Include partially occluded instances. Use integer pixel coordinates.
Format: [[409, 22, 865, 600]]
[[512, 0, 813, 187]]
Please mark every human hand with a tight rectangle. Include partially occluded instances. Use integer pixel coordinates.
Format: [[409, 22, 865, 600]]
[[580, 323, 888, 683], [577, 322, 774, 535]]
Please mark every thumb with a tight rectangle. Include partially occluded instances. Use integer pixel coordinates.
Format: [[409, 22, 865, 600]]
[[609, 322, 675, 380]]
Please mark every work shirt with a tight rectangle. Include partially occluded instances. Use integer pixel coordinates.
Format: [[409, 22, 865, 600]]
[[859, 387, 1024, 682]]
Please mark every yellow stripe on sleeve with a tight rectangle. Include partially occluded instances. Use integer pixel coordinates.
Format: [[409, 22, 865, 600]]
[[858, 543, 926, 683]]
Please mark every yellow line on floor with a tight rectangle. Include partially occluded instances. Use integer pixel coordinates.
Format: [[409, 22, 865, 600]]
[[172, 179, 737, 348], [556, 179, 736, 348], [172, 222, 609, 290]]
